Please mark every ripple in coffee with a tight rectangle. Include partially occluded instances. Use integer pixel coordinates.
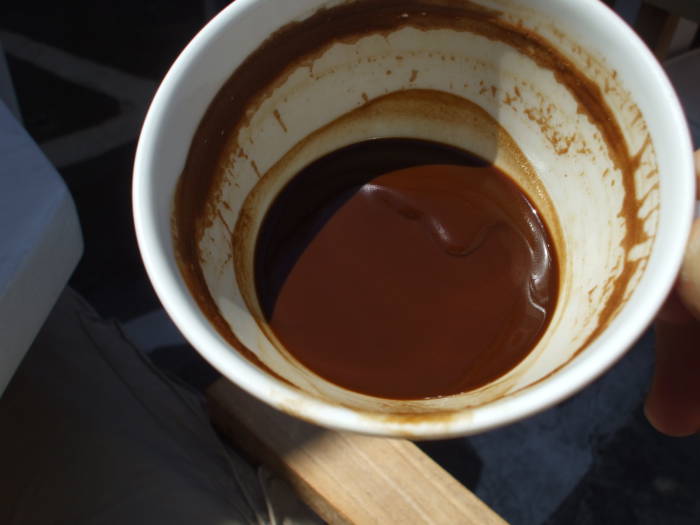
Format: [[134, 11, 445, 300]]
[[255, 138, 558, 399]]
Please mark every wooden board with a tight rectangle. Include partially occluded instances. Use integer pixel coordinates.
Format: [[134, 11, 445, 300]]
[[206, 379, 507, 525]]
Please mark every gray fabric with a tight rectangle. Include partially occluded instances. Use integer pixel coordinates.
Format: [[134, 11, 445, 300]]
[[0, 289, 318, 525]]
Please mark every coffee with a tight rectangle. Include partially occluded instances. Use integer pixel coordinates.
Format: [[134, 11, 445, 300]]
[[134, 0, 687, 436], [256, 138, 558, 399]]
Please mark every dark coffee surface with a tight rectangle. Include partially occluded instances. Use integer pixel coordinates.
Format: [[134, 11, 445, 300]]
[[256, 139, 558, 399]]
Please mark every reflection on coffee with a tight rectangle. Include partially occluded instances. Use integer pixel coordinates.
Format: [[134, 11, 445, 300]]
[[256, 139, 558, 399]]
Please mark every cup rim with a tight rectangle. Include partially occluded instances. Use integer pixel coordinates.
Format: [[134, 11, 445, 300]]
[[133, 0, 695, 438]]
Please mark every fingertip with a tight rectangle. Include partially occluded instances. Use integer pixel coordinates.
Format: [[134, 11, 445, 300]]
[[646, 320, 700, 437], [644, 391, 700, 438], [677, 218, 700, 319]]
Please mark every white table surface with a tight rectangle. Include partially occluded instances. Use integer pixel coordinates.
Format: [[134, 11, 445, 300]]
[[0, 97, 83, 395]]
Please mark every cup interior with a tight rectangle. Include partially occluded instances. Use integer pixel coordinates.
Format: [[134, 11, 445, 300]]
[[135, 0, 694, 436]]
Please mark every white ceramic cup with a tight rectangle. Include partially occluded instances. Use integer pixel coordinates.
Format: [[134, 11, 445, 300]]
[[134, 0, 695, 438]]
